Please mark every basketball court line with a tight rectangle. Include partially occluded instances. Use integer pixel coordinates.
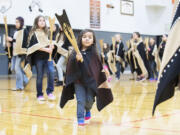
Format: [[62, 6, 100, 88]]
[[2, 109, 180, 133], [120, 125, 180, 133]]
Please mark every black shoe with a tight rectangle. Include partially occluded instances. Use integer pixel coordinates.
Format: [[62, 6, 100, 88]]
[[8, 68, 12, 75], [54, 78, 58, 82], [55, 81, 63, 86]]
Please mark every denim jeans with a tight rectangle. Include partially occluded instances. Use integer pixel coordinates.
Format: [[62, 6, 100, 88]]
[[116, 61, 121, 79], [56, 56, 67, 81], [35, 59, 54, 97], [74, 83, 95, 121], [14, 56, 29, 89], [11, 56, 16, 72], [149, 60, 158, 79]]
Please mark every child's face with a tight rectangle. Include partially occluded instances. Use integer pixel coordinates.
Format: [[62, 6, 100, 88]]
[[115, 35, 121, 42], [15, 20, 21, 29], [150, 38, 155, 45], [133, 33, 138, 40], [103, 43, 107, 49], [82, 32, 94, 48], [38, 17, 46, 29]]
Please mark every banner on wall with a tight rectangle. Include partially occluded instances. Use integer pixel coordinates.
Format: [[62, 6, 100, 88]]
[[90, 0, 101, 29]]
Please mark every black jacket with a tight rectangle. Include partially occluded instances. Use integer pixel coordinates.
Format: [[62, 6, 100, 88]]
[[60, 46, 113, 111], [159, 41, 166, 59], [111, 41, 125, 58], [148, 44, 156, 61]]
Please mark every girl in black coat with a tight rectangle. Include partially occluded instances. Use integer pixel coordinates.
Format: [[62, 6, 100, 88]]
[[60, 29, 113, 126]]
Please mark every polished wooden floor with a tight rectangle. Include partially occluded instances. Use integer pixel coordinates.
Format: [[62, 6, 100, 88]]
[[0, 74, 180, 135]]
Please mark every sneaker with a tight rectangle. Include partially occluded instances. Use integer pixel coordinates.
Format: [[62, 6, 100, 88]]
[[140, 77, 146, 82], [136, 77, 141, 81], [107, 77, 112, 82], [48, 93, 56, 101], [55, 81, 63, 86], [136, 77, 146, 82], [116, 76, 120, 80], [85, 111, 91, 120], [78, 119, 85, 126], [149, 78, 155, 81], [37, 96, 45, 101], [12, 88, 23, 91]]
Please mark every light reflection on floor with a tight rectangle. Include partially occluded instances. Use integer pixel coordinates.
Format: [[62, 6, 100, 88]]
[[0, 75, 179, 135]]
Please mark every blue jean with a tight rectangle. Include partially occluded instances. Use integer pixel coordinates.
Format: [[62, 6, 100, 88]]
[[14, 56, 29, 89], [75, 83, 95, 121], [116, 61, 121, 79], [11, 56, 16, 72], [56, 56, 67, 81], [35, 59, 54, 97], [149, 60, 158, 79]]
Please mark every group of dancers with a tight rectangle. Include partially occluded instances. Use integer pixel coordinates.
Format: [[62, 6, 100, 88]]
[[6, 16, 71, 93], [100, 33, 168, 82], [4, 15, 113, 126], [3, 11, 179, 126]]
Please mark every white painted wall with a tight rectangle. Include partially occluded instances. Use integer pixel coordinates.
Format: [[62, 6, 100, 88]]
[[0, 0, 90, 29], [134, 0, 173, 35], [0, 0, 173, 35], [101, 0, 173, 35]]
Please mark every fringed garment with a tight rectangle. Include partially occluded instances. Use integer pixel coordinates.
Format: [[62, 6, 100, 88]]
[[60, 46, 113, 111], [153, 0, 180, 115]]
